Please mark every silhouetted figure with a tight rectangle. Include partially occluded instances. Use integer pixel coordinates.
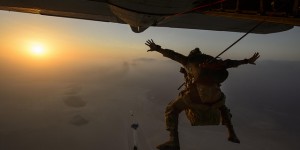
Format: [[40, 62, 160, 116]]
[[145, 39, 260, 150]]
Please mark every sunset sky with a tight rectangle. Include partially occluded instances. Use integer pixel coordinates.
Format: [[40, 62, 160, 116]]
[[1, 10, 300, 65]]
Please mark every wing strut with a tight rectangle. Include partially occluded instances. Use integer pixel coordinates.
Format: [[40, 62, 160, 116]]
[[166, 0, 226, 19]]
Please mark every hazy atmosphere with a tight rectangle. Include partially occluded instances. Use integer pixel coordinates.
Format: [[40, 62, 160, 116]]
[[0, 11, 300, 150]]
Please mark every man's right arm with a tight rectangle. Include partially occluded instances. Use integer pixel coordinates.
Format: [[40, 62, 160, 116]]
[[145, 39, 187, 65], [157, 48, 188, 65]]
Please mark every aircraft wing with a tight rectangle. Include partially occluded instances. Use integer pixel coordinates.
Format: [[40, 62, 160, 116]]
[[0, 0, 122, 24], [0, 0, 298, 33]]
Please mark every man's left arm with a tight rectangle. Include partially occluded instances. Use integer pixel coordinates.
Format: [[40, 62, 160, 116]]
[[223, 52, 260, 68]]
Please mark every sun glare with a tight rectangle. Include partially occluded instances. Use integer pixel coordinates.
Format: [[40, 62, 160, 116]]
[[30, 43, 45, 56]]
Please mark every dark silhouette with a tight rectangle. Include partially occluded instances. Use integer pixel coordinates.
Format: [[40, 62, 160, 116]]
[[145, 39, 260, 150]]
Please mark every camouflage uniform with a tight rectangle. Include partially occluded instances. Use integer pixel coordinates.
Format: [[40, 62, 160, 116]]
[[154, 47, 249, 150]]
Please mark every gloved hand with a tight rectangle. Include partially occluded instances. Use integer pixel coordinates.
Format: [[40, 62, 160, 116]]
[[247, 52, 260, 65], [145, 39, 161, 52]]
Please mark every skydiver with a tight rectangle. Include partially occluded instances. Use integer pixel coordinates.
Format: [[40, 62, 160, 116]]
[[145, 39, 260, 150]]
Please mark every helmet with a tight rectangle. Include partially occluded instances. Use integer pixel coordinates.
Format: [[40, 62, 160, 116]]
[[188, 48, 213, 63], [188, 48, 201, 57]]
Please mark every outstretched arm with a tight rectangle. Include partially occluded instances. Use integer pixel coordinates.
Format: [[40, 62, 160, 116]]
[[200, 52, 260, 69], [223, 52, 260, 68], [145, 39, 187, 65]]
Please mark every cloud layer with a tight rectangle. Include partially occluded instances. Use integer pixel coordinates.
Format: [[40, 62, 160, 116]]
[[0, 58, 299, 150]]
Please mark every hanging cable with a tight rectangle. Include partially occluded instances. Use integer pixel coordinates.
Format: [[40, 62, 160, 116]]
[[209, 20, 265, 63]]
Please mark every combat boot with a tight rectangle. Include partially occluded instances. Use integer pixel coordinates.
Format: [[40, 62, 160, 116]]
[[220, 105, 240, 143], [156, 131, 180, 150], [226, 124, 240, 143]]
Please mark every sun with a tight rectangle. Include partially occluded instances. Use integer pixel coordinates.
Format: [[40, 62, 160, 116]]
[[30, 43, 46, 56]]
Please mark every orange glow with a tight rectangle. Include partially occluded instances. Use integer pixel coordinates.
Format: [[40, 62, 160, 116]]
[[0, 11, 139, 71]]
